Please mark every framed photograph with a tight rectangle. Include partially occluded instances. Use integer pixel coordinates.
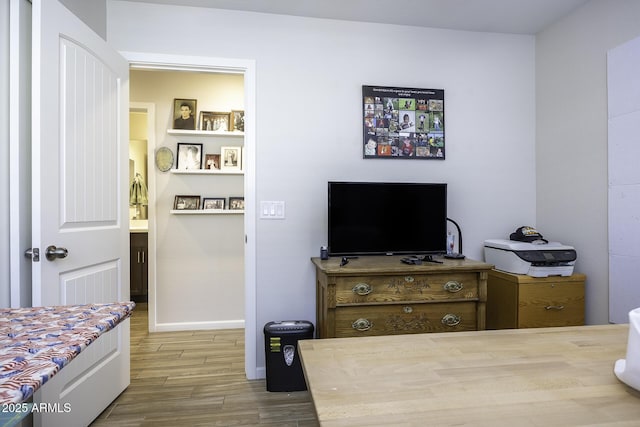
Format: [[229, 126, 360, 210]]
[[173, 98, 197, 130], [199, 111, 230, 132], [231, 110, 245, 132], [229, 197, 244, 210], [362, 85, 445, 160], [221, 146, 242, 172], [202, 197, 225, 210], [176, 143, 203, 170], [173, 195, 201, 210], [204, 154, 221, 170]]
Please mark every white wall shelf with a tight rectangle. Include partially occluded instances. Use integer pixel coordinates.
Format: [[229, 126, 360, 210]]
[[170, 169, 243, 175], [170, 209, 244, 215], [167, 129, 244, 137]]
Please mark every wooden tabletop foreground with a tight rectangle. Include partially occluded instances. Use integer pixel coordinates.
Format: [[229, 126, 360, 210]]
[[299, 325, 640, 427]]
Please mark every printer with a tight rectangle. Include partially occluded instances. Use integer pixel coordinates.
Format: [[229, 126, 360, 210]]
[[484, 239, 577, 277]]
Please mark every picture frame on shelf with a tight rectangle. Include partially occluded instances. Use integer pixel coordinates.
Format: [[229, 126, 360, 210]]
[[204, 154, 221, 170], [200, 111, 230, 132], [231, 110, 245, 132], [202, 197, 225, 210], [174, 195, 201, 210], [173, 98, 197, 130], [176, 143, 203, 170], [221, 146, 242, 172], [229, 197, 244, 210]]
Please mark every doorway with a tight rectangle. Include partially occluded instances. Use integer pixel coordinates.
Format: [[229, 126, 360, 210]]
[[129, 104, 154, 307], [124, 52, 258, 380]]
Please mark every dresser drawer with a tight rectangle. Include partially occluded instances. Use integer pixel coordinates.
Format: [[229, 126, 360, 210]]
[[518, 281, 585, 328], [335, 273, 479, 305], [334, 301, 477, 337]]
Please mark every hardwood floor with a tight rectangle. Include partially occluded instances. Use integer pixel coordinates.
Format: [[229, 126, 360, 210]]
[[91, 303, 318, 426]]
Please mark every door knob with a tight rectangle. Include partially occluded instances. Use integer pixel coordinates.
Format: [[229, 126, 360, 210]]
[[45, 245, 69, 261]]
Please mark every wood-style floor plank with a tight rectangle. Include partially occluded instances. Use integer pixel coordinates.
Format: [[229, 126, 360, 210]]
[[91, 303, 318, 426]]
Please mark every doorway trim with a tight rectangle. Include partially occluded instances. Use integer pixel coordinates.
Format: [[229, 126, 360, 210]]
[[129, 101, 155, 325], [122, 51, 258, 380]]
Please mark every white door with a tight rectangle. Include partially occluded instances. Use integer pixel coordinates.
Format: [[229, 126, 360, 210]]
[[30, 1, 130, 425]]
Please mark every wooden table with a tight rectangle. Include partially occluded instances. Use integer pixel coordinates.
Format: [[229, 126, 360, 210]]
[[299, 325, 640, 426]]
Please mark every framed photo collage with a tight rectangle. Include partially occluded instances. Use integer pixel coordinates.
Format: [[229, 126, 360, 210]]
[[363, 85, 445, 159]]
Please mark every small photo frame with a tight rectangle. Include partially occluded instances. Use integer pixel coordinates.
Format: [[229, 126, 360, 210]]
[[221, 146, 242, 172], [200, 111, 230, 132], [174, 195, 201, 210], [231, 110, 245, 132], [229, 197, 244, 210], [204, 154, 221, 170], [202, 197, 225, 210], [176, 143, 203, 170], [173, 98, 197, 130]]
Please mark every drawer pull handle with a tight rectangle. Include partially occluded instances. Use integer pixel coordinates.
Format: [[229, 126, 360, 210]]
[[441, 313, 461, 327], [352, 283, 373, 296], [352, 318, 372, 332], [443, 280, 463, 293], [403, 306, 413, 314], [545, 305, 565, 311]]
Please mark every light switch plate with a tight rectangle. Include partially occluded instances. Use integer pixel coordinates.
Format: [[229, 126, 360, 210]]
[[260, 201, 285, 219]]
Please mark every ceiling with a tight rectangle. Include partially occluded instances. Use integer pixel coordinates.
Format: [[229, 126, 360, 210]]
[[123, 0, 590, 34]]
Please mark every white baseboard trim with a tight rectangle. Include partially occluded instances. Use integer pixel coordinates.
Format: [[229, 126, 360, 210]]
[[255, 367, 266, 379], [152, 319, 245, 332]]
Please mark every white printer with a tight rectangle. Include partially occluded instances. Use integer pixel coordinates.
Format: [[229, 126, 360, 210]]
[[484, 239, 577, 277]]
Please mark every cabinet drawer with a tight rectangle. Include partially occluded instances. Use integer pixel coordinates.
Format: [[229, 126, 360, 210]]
[[335, 273, 478, 305], [518, 281, 584, 328], [334, 302, 477, 337]]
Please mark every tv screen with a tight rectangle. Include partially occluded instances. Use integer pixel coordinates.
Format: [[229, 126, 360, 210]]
[[328, 181, 447, 256]]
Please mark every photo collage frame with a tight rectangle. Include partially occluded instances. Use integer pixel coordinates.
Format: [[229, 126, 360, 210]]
[[363, 85, 445, 159]]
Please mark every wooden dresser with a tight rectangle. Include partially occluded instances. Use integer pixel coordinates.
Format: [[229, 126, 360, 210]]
[[486, 269, 585, 329], [312, 256, 494, 338]]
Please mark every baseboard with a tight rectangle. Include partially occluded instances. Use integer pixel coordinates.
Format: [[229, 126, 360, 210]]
[[152, 319, 245, 332], [256, 366, 266, 379]]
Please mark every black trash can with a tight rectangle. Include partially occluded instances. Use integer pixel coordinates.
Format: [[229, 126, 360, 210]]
[[264, 320, 314, 392]]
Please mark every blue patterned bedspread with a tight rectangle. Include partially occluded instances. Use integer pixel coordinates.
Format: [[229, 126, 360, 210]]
[[0, 302, 135, 404]]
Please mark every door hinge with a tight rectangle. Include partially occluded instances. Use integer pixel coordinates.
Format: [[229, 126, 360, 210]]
[[25, 248, 40, 262]]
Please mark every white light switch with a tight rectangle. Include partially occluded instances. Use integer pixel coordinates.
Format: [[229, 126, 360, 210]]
[[260, 201, 286, 219]]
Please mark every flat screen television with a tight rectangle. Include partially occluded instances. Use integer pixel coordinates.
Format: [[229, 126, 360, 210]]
[[327, 181, 447, 256]]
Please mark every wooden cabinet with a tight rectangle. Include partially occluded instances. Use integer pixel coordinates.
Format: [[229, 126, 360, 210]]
[[486, 269, 585, 329], [130, 232, 148, 302], [312, 256, 493, 338]]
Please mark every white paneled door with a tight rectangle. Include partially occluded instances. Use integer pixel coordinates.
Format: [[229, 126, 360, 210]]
[[30, 1, 130, 425]]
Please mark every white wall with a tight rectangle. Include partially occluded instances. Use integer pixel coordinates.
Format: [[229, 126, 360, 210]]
[[608, 35, 640, 323], [108, 1, 536, 371], [536, 0, 640, 325], [59, 0, 106, 39]]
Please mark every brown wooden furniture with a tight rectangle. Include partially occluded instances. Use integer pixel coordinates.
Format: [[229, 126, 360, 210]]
[[486, 269, 585, 329], [311, 256, 493, 338], [299, 324, 640, 427], [130, 232, 148, 302]]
